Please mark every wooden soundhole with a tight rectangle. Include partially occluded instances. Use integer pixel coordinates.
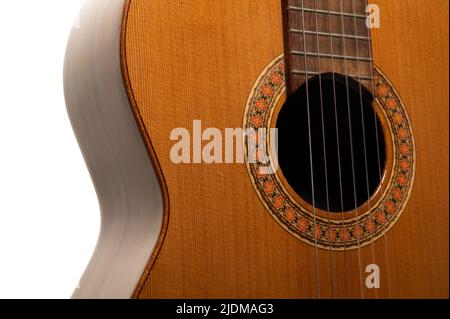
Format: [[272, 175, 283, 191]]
[[244, 55, 415, 250], [276, 74, 386, 213]]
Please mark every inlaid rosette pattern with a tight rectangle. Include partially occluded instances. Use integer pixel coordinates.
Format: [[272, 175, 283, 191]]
[[244, 55, 415, 250]]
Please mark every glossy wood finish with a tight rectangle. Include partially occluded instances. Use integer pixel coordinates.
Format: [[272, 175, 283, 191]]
[[64, 0, 165, 299], [122, 0, 448, 298]]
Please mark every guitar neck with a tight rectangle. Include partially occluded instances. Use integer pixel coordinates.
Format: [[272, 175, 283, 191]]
[[283, 0, 374, 94]]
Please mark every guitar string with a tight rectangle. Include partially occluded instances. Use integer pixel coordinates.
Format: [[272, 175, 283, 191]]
[[313, 0, 335, 298], [291, 0, 390, 298], [326, 0, 350, 299], [364, 0, 392, 298], [300, 0, 321, 298], [350, 0, 378, 299], [338, 0, 364, 298]]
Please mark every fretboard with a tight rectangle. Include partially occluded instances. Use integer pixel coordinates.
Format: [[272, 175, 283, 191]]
[[283, 0, 373, 94]]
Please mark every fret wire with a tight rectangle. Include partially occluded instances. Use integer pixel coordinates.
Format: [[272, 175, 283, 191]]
[[287, 6, 367, 19], [289, 50, 373, 62], [290, 69, 373, 80], [289, 29, 371, 41]]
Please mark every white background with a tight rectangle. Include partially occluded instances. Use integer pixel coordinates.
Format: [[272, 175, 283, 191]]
[[0, 0, 99, 298]]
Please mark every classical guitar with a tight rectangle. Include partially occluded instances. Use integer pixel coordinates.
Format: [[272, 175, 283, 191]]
[[64, 0, 449, 298]]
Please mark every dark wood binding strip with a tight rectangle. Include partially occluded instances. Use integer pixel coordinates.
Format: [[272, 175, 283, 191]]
[[120, 0, 171, 299]]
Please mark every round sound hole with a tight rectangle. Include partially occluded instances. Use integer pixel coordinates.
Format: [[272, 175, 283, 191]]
[[276, 73, 386, 213]]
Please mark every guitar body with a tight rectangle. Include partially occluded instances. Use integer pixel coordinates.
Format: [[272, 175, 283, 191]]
[[65, 0, 448, 299]]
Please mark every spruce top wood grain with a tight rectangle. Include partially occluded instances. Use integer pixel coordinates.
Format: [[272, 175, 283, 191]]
[[65, 0, 449, 299]]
